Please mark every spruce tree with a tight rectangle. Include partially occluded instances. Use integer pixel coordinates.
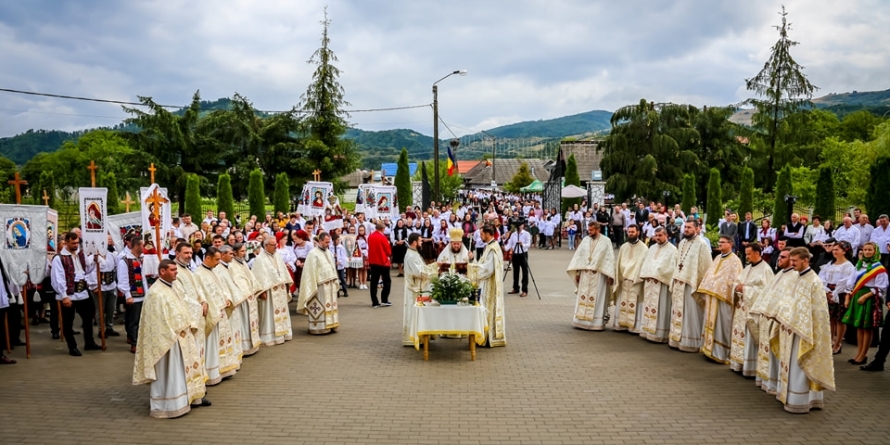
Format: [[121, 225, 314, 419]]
[[813, 166, 835, 222], [866, 156, 890, 219], [217, 173, 235, 219], [738, 167, 754, 217], [248, 168, 266, 219], [681, 174, 696, 215], [706, 168, 722, 230], [102, 172, 121, 214], [771, 165, 794, 226], [505, 162, 535, 193], [184, 174, 202, 218], [273, 173, 290, 215], [563, 153, 581, 212], [394, 148, 412, 212]]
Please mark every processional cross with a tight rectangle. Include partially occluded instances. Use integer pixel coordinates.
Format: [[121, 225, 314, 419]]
[[145, 187, 168, 260], [148, 163, 157, 184], [42, 189, 50, 206], [312, 169, 322, 181], [7, 172, 27, 204], [121, 192, 135, 213], [87, 160, 98, 187]]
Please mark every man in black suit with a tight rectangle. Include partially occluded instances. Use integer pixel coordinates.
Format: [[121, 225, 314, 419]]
[[634, 202, 649, 231], [738, 212, 758, 265]]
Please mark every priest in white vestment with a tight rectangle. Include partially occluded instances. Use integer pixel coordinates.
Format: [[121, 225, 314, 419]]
[[402, 234, 431, 346], [770, 247, 835, 413], [229, 243, 262, 355], [213, 245, 246, 364], [729, 243, 773, 376], [568, 221, 616, 331], [612, 225, 647, 332], [193, 246, 238, 385], [437, 227, 472, 264], [133, 259, 209, 419], [698, 235, 743, 364], [297, 232, 340, 335], [669, 220, 712, 352], [471, 225, 506, 347], [252, 237, 294, 346], [174, 243, 211, 375], [747, 248, 794, 394], [639, 227, 678, 343]]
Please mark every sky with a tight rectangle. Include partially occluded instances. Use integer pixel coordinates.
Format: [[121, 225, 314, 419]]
[[1, 0, 888, 139]]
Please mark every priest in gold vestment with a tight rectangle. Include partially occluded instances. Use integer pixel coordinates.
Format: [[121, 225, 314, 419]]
[[729, 242, 773, 376], [229, 243, 262, 355], [193, 246, 239, 385], [639, 227, 678, 343], [133, 260, 209, 419], [213, 245, 245, 364], [698, 236, 743, 364], [669, 220, 712, 351], [252, 237, 294, 346], [612, 225, 647, 333], [747, 248, 794, 394], [568, 221, 616, 331], [297, 232, 340, 335], [472, 225, 506, 347], [403, 234, 431, 346], [770, 247, 835, 413], [174, 243, 210, 374]]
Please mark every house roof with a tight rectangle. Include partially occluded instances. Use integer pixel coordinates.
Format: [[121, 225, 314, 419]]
[[456, 160, 476, 174], [341, 169, 365, 188], [380, 162, 417, 177], [559, 140, 603, 182], [462, 158, 550, 186]]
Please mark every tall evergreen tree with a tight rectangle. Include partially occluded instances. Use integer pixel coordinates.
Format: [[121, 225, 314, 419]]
[[299, 8, 360, 188], [738, 167, 754, 217], [217, 173, 235, 219], [394, 148, 412, 212], [681, 174, 696, 215], [813, 166, 835, 221], [563, 154, 581, 212], [102, 172, 121, 215], [771, 165, 794, 226], [505, 162, 535, 193], [184, 174, 202, 218], [706, 168, 722, 230], [273, 172, 290, 215], [745, 7, 818, 191], [866, 156, 890, 220], [248, 168, 265, 219]]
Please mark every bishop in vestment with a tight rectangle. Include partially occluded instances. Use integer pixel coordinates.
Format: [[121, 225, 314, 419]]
[[229, 243, 262, 355], [729, 242, 773, 376], [472, 225, 506, 347], [193, 246, 239, 385], [698, 236, 744, 364], [770, 247, 835, 413], [668, 221, 712, 352], [747, 248, 794, 394], [613, 225, 647, 332], [639, 227, 678, 343], [252, 237, 294, 346], [568, 221, 616, 331], [402, 234, 431, 346], [437, 228, 472, 264], [133, 260, 209, 419], [297, 232, 340, 335]]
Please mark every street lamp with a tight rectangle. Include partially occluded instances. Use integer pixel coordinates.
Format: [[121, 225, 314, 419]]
[[433, 69, 467, 203]]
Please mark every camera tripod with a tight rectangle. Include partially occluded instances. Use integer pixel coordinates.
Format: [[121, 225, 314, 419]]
[[502, 251, 542, 300]]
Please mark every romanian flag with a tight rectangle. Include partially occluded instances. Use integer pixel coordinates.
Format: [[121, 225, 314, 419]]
[[447, 145, 457, 176]]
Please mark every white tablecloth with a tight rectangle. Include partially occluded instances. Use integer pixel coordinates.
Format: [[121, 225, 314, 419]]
[[411, 305, 488, 350]]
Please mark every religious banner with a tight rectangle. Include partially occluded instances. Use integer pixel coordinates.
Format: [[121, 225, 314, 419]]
[[355, 184, 377, 219], [79, 187, 108, 256], [107, 211, 142, 249], [0, 204, 49, 287], [297, 181, 334, 218], [356, 184, 399, 221], [47, 209, 58, 253], [140, 185, 172, 249]]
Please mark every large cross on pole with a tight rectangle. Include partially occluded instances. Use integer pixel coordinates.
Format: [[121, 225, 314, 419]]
[[87, 160, 98, 187], [312, 169, 322, 181], [121, 192, 135, 213], [148, 163, 157, 184], [42, 189, 50, 206], [7, 172, 27, 205], [145, 187, 168, 261]]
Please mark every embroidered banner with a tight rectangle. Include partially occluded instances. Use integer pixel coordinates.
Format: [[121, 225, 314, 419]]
[[107, 211, 142, 250], [297, 181, 334, 218], [79, 187, 108, 256], [47, 209, 58, 254], [140, 185, 172, 250], [356, 184, 398, 221], [0, 204, 50, 286]]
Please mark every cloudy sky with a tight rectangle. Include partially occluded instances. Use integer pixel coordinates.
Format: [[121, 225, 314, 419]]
[[1, 0, 888, 139]]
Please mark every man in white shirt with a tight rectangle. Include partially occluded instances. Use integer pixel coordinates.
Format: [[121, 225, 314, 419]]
[[833, 216, 861, 255], [856, 214, 875, 252], [870, 214, 890, 268], [51, 232, 101, 356], [201, 210, 217, 226], [86, 235, 120, 339], [505, 222, 532, 297], [118, 237, 150, 354]]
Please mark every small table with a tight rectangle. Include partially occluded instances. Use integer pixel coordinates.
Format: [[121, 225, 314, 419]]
[[412, 305, 487, 361]]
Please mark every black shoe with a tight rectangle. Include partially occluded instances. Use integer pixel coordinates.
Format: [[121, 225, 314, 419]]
[[381, 302, 393, 307], [861, 361, 885, 372], [69, 348, 83, 357], [52, 333, 61, 340], [104, 329, 121, 338], [84, 343, 102, 351], [191, 397, 212, 407]]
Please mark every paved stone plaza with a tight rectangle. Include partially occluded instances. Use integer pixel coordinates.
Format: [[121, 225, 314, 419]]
[[1, 248, 887, 444]]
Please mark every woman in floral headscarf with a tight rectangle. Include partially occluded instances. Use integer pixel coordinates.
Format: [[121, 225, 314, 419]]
[[818, 241, 856, 354], [841, 241, 888, 365]]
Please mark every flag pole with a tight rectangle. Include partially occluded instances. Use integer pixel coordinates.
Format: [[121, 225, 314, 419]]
[[88, 160, 107, 351], [8, 172, 32, 357]]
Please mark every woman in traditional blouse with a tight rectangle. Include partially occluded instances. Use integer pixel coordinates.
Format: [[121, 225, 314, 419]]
[[757, 218, 776, 244], [391, 219, 409, 277], [842, 241, 888, 364], [419, 218, 436, 263], [352, 225, 370, 290], [818, 241, 856, 355], [461, 214, 476, 251]]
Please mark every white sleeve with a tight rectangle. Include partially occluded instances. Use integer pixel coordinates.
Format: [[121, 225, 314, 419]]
[[51, 256, 67, 299]]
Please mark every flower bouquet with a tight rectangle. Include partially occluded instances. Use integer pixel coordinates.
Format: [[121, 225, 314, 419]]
[[430, 271, 477, 305]]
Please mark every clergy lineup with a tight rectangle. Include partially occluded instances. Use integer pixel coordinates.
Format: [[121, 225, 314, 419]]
[[568, 219, 838, 414]]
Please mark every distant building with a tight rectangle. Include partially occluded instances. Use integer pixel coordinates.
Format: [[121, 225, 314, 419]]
[[462, 158, 550, 189], [380, 162, 417, 180], [558, 140, 603, 185]]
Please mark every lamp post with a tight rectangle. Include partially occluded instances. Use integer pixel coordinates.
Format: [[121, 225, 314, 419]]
[[433, 69, 467, 202]]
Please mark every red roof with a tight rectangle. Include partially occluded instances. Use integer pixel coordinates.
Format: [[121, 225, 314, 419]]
[[457, 160, 477, 174]]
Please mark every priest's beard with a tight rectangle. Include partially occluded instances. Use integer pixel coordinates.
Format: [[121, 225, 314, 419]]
[[451, 246, 462, 253], [627, 235, 639, 243], [683, 232, 695, 240]]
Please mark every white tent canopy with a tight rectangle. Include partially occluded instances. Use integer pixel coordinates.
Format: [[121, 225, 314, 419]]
[[561, 184, 587, 198]]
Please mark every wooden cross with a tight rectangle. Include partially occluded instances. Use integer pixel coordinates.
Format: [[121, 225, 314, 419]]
[[87, 160, 98, 187], [145, 187, 168, 260], [312, 169, 322, 181], [7, 172, 27, 204], [148, 163, 157, 184], [42, 189, 50, 206], [121, 192, 135, 213]]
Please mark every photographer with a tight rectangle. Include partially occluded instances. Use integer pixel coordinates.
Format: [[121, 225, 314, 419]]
[[505, 221, 531, 297]]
